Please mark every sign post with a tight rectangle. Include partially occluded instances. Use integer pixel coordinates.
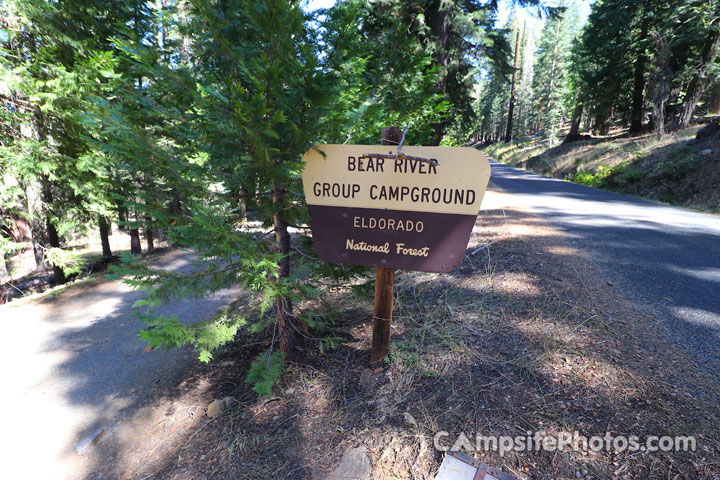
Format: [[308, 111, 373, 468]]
[[370, 127, 402, 367], [301, 129, 491, 367]]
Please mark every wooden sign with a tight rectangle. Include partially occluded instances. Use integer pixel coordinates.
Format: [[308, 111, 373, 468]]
[[302, 144, 491, 273]]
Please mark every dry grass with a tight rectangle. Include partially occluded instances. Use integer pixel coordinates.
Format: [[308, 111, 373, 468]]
[[485, 125, 720, 213], [135, 205, 720, 480]]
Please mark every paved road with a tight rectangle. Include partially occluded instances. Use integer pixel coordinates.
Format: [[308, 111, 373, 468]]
[[0, 250, 242, 479], [485, 161, 720, 377]]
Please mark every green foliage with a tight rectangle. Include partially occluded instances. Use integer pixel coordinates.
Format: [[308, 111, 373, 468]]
[[0, 0, 143, 282], [0, 236, 22, 258], [614, 166, 645, 186], [531, 0, 585, 141], [574, 161, 648, 190], [138, 308, 247, 363], [476, 0, 586, 143], [387, 342, 421, 370], [86, 0, 380, 380], [572, 164, 621, 188], [44, 247, 85, 276], [319, 336, 349, 355], [659, 146, 698, 179], [298, 311, 335, 331], [246, 349, 285, 397]]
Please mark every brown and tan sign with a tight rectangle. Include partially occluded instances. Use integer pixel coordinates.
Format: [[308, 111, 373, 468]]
[[301, 144, 491, 273]]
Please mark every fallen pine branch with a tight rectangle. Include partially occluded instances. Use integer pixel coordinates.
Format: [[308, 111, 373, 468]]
[[471, 241, 495, 256]]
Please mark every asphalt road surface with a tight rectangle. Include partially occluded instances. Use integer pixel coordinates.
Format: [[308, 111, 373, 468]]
[[485, 160, 720, 377]]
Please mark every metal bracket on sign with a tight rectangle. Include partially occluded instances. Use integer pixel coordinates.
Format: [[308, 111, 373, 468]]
[[363, 126, 438, 166]]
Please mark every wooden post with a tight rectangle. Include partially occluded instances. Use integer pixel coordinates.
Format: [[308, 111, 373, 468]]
[[370, 127, 402, 367], [504, 25, 521, 143]]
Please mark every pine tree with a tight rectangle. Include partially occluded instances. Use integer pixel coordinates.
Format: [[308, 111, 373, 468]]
[[670, 0, 720, 130], [575, 0, 639, 134], [531, 0, 584, 143], [516, 23, 539, 139], [0, 0, 147, 282], [86, 0, 352, 382]]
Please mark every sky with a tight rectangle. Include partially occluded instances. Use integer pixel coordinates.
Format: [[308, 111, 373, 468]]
[[495, 0, 594, 30], [304, 1, 594, 26], [302, 0, 336, 13]]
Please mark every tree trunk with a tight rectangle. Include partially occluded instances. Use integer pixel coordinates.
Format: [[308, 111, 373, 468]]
[[429, 2, 451, 146], [43, 183, 66, 284], [0, 255, 9, 283], [40, 180, 66, 285], [596, 104, 613, 135], [167, 189, 182, 247], [118, 205, 128, 231], [272, 181, 294, 355], [46, 217, 66, 284], [169, 189, 182, 216], [99, 216, 112, 258], [145, 214, 155, 253], [517, 24, 532, 135], [22, 116, 47, 271], [179, 0, 191, 65], [238, 187, 248, 218], [630, 15, 650, 134], [504, 26, 522, 143], [650, 31, 672, 138], [712, 81, 720, 115], [30, 230, 44, 270], [130, 228, 142, 255], [569, 102, 583, 136], [672, 25, 720, 130], [26, 183, 45, 271], [542, 22, 561, 137]]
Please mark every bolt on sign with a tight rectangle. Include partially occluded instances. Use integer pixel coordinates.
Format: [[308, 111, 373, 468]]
[[301, 144, 491, 273]]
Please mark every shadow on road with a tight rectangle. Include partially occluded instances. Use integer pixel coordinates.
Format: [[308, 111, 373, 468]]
[[489, 162, 720, 376]]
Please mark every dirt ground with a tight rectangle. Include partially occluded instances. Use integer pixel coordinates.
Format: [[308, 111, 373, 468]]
[[112, 194, 720, 480], [2, 225, 164, 303]]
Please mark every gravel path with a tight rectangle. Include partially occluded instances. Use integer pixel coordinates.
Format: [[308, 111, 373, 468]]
[[0, 249, 242, 479]]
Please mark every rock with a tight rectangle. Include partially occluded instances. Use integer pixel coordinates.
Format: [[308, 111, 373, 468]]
[[326, 447, 372, 480], [700, 149, 713, 155], [696, 122, 720, 141], [76, 427, 106, 455], [563, 132, 593, 144], [403, 411, 417, 428]]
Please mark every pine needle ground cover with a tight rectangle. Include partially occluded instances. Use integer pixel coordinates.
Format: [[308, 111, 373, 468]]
[[115, 201, 720, 480]]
